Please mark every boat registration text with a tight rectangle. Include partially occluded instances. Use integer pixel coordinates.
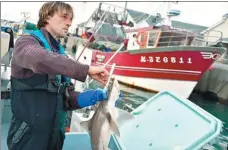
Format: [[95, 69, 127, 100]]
[[140, 56, 193, 64]]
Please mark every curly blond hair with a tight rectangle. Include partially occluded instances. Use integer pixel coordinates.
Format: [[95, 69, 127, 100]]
[[37, 1, 74, 29]]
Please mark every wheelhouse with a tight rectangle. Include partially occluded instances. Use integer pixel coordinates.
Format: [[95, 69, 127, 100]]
[[125, 26, 195, 50]]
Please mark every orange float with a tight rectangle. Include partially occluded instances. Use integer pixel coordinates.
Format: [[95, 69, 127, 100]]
[[136, 30, 148, 46]]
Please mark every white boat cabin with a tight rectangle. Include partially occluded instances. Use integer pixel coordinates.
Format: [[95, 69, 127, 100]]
[[125, 26, 196, 50]]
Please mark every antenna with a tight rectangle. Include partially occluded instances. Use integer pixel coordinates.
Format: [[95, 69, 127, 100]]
[[21, 12, 31, 22]]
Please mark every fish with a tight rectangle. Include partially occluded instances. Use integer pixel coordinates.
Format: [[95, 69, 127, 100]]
[[80, 78, 135, 150]]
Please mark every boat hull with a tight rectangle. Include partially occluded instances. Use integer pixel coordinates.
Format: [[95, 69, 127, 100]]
[[114, 75, 197, 98], [75, 45, 225, 98]]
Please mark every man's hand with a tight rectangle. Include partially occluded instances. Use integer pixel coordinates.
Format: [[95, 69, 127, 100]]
[[88, 66, 109, 86]]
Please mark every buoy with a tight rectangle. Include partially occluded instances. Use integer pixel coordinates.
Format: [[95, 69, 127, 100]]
[[136, 30, 148, 47]]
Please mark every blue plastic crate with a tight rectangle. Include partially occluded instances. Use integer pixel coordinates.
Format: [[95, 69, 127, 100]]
[[62, 132, 122, 150]]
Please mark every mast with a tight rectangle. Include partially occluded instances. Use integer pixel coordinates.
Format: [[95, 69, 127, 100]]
[[123, 2, 128, 22], [21, 12, 31, 34], [165, 2, 180, 27], [165, 2, 172, 27]]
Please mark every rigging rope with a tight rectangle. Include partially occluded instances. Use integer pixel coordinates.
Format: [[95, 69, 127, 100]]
[[76, 6, 110, 61]]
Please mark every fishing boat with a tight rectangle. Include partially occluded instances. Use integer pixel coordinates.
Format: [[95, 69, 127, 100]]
[[72, 2, 227, 98]]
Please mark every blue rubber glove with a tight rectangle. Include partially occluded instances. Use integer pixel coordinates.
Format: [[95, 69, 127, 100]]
[[77, 88, 108, 108]]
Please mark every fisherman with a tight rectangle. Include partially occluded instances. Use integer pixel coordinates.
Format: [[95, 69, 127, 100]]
[[7, 2, 120, 150]]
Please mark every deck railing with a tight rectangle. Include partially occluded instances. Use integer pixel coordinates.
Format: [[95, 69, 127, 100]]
[[63, 28, 224, 53], [152, 29, 223, 47]]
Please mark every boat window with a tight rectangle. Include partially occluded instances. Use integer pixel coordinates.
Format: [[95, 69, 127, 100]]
[[148, 32, 158, 47], [158, 31, 193, 47]]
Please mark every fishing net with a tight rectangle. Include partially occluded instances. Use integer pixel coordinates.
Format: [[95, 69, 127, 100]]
[[88, 22, 125, 51]]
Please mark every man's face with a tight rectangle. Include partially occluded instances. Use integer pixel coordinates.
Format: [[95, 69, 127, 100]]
[[46, 10, 73, 38]]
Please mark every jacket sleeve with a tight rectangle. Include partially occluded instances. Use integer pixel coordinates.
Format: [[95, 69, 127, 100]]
[[67, 91, 81, 110], [13, 35, 89, 82], [65, 82, 82, 110]]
